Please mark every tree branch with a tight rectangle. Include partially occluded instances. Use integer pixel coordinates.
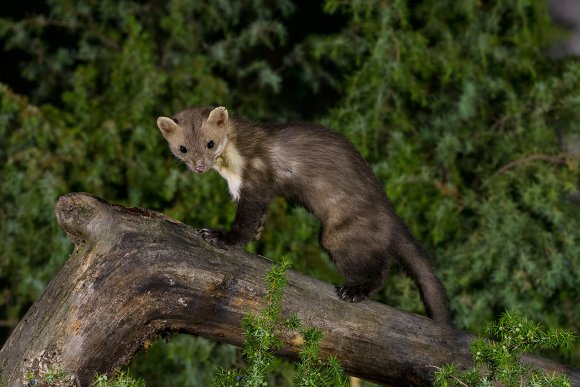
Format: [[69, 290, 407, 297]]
[[493, 153, 570, 176], [0, 193, 577, 386]]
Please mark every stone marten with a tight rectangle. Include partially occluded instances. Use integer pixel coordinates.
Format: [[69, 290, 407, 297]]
[[157, 106, 451, 324]]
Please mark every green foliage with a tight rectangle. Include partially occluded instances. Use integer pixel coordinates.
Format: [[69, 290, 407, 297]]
[[236, 258, 291, 385], [127, 335, 239, 387], [213, 258, 349, 387], [94, 371, 145, 387], [0, 85, 73, 335], [434, 311, 576, 387], [294, 327, 348, 387]]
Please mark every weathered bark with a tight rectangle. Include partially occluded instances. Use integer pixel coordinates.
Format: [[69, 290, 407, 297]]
[[0, 193, 578, 386]]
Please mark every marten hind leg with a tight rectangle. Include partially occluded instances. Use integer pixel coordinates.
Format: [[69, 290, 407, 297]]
[[327, 244, 389, 303], [336, 278, 383, 303], [321, 219, 391, 303]]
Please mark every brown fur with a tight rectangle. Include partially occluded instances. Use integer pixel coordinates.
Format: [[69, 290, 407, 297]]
[[157, 106, 452, 324]]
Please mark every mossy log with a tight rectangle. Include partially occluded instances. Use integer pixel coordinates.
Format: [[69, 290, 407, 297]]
[[0, 193, 578, 386]]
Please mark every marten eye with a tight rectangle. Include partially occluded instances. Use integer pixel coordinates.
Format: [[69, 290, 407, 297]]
[[179, 145, 188, 154], [207, 140, 214, 149]]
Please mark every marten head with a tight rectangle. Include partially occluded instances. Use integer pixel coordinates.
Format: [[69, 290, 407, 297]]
[[157, 106, 230, 174]]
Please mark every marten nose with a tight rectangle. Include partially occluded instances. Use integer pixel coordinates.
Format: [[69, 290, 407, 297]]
[[194, 165, 206, 173]]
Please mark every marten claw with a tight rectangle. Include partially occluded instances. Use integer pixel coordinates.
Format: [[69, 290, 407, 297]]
[[200, 228, 230, 250], [336, 284, 369, 303]]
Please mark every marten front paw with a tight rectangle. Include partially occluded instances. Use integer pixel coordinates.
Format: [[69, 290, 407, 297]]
[[336, 283, 370, 303], [200, 228, 236, 250]]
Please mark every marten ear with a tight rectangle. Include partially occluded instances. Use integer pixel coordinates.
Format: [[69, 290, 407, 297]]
[[207, 106, 229, 129], [157, 117, 179, 138]]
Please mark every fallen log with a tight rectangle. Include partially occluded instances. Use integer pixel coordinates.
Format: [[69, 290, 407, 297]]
[[0, 193, 577, 386]]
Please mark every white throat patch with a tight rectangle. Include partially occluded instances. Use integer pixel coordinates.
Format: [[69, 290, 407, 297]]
[[213, 141, 244, 201]]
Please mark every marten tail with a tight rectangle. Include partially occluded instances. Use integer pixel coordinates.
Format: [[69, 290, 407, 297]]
[[394, 235, 452, 324]]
